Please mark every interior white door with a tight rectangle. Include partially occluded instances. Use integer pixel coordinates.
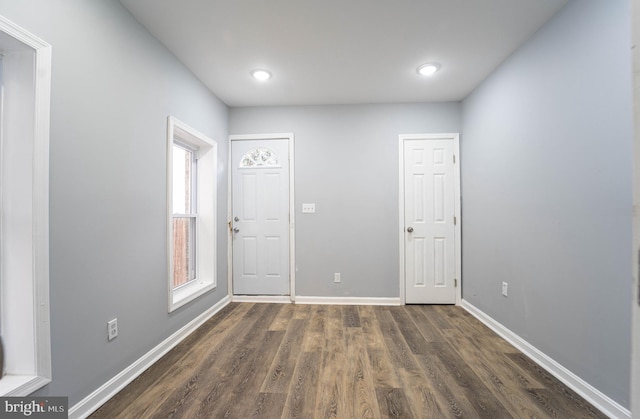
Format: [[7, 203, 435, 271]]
[[232, 139, 289, 295], [404, 138, 456, 304]]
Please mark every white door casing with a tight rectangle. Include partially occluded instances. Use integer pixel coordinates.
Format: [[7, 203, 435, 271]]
[[399, 134, 461, 304], [230, 135, 294, 296], [0, 15, 52, 396]]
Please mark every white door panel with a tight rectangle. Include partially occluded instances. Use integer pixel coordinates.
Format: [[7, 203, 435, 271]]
[[404, 138, 456, 304], [232, 139, 289, 295]]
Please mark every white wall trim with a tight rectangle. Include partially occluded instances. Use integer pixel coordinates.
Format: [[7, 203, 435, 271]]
[[0, 14, 52, 396], [398, 133, 462, 305], [294, 296, 401, 306], [461, 300, 631, 419], [227, 133, 295, 301], [288, 136, 296, 300], [166, 116, 218, 312], [68, 296, 231, 419], [0, 376, 51, 397]]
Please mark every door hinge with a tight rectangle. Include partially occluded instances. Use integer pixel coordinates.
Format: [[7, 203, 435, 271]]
[[454, 278, 458, 287], [453, 216, 457, 225], [453, 155, 456, 164]]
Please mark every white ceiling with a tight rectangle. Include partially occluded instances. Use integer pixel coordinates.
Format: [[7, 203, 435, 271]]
[[120, 0, 568, 107]]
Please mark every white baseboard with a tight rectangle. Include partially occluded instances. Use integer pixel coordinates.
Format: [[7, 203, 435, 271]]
[[68, 295, 231, 419], [294, 296, 401, 306], [461, 300, 631, 419], [231, 295, 292, 304]]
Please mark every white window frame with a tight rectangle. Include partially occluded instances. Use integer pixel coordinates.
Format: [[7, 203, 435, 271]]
[[172, 140, 198, 287], [0, 15, 52, 396], [167, 117, 217, 312]]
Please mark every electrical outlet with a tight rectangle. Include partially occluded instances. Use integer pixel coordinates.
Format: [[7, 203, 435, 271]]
[[501, 282, 508, 297], [334, 273, 341, 283], [107, 318, 118, 341], [302, 203, 316, 213]]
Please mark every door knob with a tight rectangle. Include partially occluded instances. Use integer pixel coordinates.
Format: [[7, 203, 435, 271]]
[[234, 216, 239, 222], [407, 227, 414, 233], [233, 227, 240, 233]]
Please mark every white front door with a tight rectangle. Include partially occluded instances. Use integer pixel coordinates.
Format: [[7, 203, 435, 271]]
[[231, 138, 290, 295], [403, 136, 458, 304]]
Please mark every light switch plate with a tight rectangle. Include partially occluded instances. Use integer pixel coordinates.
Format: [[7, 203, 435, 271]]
[[302, 203, 316, 213]]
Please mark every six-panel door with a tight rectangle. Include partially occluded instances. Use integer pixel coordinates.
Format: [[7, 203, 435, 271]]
[[231, 139, 290, 295], [404, 138, 456, 304]]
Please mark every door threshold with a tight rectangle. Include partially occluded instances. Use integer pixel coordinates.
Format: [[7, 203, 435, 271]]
[[231, 295, 292, 304]]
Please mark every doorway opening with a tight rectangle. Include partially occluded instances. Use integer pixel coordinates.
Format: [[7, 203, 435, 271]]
[[0, 15, 52, 396], [399, 133, 461, 305], [228, 133, 295, 301]]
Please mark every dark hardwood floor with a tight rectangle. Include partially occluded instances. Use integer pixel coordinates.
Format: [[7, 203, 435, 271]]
[[91, 303, 607, 418]]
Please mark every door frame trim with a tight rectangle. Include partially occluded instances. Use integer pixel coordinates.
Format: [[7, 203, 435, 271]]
[[398, 133, 461, 305], [0, 15, 52, 396], [227, 133, 296, 301]]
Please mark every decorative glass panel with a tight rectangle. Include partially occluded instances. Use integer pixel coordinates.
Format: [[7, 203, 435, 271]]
[[239, 147, 280, 168]]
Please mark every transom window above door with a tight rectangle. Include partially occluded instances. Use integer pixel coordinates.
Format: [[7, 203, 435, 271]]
[[239, 147, 280, 168]]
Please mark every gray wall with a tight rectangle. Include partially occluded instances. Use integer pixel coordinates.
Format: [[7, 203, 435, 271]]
[[0, 0, 229, 405], [230, 103, 460, 298], [461, 0, 632, 407], [632, 0, 640, 410], [0, 0, 631, 411]]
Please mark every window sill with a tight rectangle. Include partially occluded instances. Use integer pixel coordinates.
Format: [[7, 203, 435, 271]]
[[0, 375, 51, 396], [170, 280, 215, 312]]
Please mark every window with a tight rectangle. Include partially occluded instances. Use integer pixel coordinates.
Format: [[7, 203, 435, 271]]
[[239, 147, 280, 168], [172, 142, 197, 288], [167, 117, 217, 311]]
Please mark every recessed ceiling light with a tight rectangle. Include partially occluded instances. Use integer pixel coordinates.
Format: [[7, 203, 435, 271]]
[[417, 63, 440, 76], [251, 69, 272, 81]]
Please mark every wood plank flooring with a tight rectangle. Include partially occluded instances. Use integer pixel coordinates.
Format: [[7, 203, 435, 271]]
[[91, 303, 607, 418]]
